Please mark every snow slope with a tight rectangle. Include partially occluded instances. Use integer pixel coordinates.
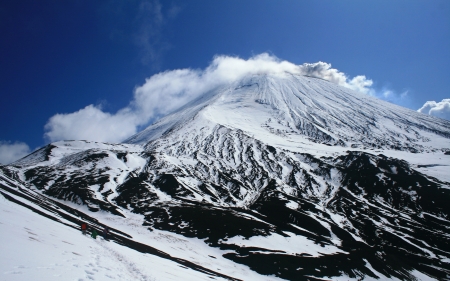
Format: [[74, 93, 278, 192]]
[[0, 191, 230, 281], [126, 72, 450, 188], [127, 73, 450, 153], [0, 172, 279, 281]]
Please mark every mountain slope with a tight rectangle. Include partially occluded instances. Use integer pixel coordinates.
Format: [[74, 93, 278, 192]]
[[127, 73, 450, 151], [3, 72, 450, 280]]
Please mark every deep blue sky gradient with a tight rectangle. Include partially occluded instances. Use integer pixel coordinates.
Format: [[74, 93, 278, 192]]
[[1, 0, 449, 150]]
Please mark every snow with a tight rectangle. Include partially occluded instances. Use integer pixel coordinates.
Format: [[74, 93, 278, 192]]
[[0, 177, 285, 281], [0, 193, 230, 281], [127, 229, 283, 281], [221, 231, 346, 257], [285, 200, 299, 210], [0, 170, 275, 280], [359, 259, 403, 281], [124, 153, 147, 171], [368, 149, 450, 183], [408, 270, 439, 281]]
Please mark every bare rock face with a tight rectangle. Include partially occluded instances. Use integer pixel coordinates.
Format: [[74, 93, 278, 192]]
[[3, 73, 450, 280]]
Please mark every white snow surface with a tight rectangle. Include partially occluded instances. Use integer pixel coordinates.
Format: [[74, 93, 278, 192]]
[[0, 190, 282, 281], [221, 231, 346, 257], [0, 192, 217, 281], [0, 167, 287, 281]]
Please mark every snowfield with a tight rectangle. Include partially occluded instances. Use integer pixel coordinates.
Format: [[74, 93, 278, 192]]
[[0, 187, 282, 281], [0, 192, 211, 281]]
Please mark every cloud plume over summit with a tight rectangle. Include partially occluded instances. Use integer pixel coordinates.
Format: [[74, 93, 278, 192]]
[[43, 54, 381, 143], [418, 99, 450, 120], [298, 61, 374, 94]]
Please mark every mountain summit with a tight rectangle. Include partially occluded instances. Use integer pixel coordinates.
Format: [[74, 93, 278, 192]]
[[2, 72, 450, 280], [127, 73, 449, 150]]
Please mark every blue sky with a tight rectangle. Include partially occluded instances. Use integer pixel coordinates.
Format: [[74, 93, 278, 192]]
[[1, 0, 449, 163]]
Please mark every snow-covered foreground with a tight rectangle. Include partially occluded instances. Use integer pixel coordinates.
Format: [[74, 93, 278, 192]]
[[0, 177, 289, 281], [0, 192, 235, 281], [4, 189, 436, 281], [95, 214, 283, 281]]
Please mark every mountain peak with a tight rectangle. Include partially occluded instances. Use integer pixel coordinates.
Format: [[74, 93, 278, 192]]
[[126, 73, 450, 154]]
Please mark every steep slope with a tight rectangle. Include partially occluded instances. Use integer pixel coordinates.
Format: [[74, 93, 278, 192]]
[[0, 171, 261, 281], [4, 72, 450, 280]]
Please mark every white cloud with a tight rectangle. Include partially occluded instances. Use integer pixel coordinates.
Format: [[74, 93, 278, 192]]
[[418, 99, 450, 120], [44, 53, 401, 143], [44, 54, 304, 143], [298, 61, 374, 94], [44, 105, 138, 143], [372, 88, 410, 106], [0, 141, 31, 165]]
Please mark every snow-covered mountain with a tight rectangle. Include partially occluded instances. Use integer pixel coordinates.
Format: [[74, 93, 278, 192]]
[[2, 72, 450, 280]]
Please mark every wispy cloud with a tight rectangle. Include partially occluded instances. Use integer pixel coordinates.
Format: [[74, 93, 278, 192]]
[[44, 105, 138, 143], [43, 53, 415, 143], [167, 4, 182, 19], [0, 141, 30, 164], [373, 88, 409, 106], [133, 0, 180, 67], [418, 99, 450, 120], [100, 0, 180, 67]]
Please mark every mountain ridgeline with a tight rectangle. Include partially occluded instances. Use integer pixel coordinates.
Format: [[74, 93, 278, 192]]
[[2, 73, 450, 280]]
